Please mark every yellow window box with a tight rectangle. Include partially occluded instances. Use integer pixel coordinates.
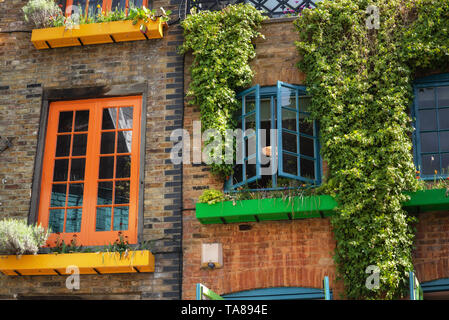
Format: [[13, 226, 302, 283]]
[[0, 250, 155, 276], [31, 19, 166, 50]]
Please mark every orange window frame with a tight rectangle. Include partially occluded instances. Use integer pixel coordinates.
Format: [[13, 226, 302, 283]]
[[38, 96, 142, 247], [64, 0, 149, 17]]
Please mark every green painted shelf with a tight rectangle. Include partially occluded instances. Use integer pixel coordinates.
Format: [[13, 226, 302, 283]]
[[196, 189, 449, 224]]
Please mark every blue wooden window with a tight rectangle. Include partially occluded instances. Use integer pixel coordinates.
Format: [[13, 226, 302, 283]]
[[413, 73, 449, 179], [221, 286, 331, 300], [225, 81, 321, 191]]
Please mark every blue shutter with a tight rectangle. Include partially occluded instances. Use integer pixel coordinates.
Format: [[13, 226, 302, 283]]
[[227, 85, 261, 190], [277, 81, 320, 184]]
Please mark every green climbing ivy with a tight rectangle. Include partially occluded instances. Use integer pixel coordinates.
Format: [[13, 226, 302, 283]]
[[180, 4, 266, 178], [295, 0, 449, 299]]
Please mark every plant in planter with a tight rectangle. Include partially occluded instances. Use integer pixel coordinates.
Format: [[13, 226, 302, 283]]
[[0, 219, 49, 255], [22, 0, 64, 28]]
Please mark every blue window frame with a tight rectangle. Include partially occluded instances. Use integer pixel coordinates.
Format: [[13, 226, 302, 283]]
[[225, 81, 321, 191], [413, 73, 449, 179]]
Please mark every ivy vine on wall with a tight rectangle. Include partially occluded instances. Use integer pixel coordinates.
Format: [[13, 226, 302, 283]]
[[295, 0, 449, 299], [180, 4, 266, 178]]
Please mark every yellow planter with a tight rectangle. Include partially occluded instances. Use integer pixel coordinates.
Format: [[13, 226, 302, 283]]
[[31, 19, 165, 49], [0, 250, 154, 276]]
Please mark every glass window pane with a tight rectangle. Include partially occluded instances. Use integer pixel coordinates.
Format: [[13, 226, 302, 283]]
[[99, 156, 114, 179], [418, 88, 435, 109], [299, 115, 314, 136], [96, 207, 111, 231], [245, 97, 256, 114], [102, 108, 116, 130], [98, 181, 113, 205], [65, 208, 82, 233], [72, 134, 87, 156], [419, 109, 437, 131], [283, 152, 298, 176], [299, 96, 311, 113], [70, 158, 85, 181], [246, 161, 256, 180], [101, 132, 116, 154], [114, 180, 130, 204], [441, 154, 449, 174], [111, 0, 126, 10], [282, 109, 298, 131], [74, 110, 89, 132], [421, 154, 440, 175], [49, 209, 64, 233], [55, 135, 71, 157], [420, 132, 439, 153], [113, 206, 129, 231], [245, 135, 257, 158], [53, 159, 69, 181], [116, 155, 131, 178], [280, 87, 296, 109], [300, 136, 315, 158], [438, 109, 449, 130], [58, 111, 73, 133], [233, 163, 243, 185], [437, 87, 449, 108], [300, 158, 315, 180], [67, 183, 84, 207], [50, 184, 66, 207], [117, 131, 132, 153], [118, 107, 133, 129], [244, 113, 256, 131], [283, 131, 298, 154], [128, 0, 143, 8], [440, 131, 449, 152]]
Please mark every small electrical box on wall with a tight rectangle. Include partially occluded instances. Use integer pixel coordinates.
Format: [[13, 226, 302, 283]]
[[201, 243, 223, 269]]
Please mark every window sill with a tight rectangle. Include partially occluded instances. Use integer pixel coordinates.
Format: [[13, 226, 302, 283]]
[[31, 19, 166, 50], [196, 189, 449, 224], [0, 250, 154, 276]]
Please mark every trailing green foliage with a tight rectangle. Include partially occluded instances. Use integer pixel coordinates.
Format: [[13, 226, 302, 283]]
[[198, 189, 226, 204], [180, 4, 266, 177], [295, 0, 449, 299], [0, 219, 49, 255]]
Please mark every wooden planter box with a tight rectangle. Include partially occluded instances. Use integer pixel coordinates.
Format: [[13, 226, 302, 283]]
[[0, 250, 154, 276], [31, 19, 165, 49]]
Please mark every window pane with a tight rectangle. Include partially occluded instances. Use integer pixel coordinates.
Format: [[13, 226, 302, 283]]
[[98, 181, 113, 205], [116, 155, 131, 178], [72, 134, 87, 156], [300, 136, 315, 158], [283, 152, 298, 176], [438, 87, 449, 108], [440, 131, 449, 152], [438, 109, 449, 130], [441, 154, 449, 174], [74, 110, 89, 132], [111, 0, 126, 10], [65, 208, 82, 233], [117, 131, 132, 153], [245, 97, 256, 114], [68, 183, 84, 207], [244, 113, 256, 131], [53, 159, 69, 181], [70, 158, 85, 181], [58, 111, 73, 133], [128, 0, 143, 9], [280, 87, 296, 109], [299, 96, 311, 113], [299, 115, 314, 136], [96, 207, 111, 231], [101, 132, 116, 154], [418, 88, 435, 109], [50, 184, 66, 207], [421, 154, 440, 175], [283, 131, 298, 154], [282, 109, 297, 131], [245, 135, 257, 158], [102, 108, 116, 130], [420, 132, 439, 153], [118, 107, 133, 129], [246, 161, 256, 180], [419, 109, 437, 131], [113, 206, 129, 231], [49, 209, 65, 233], [99, 156, 114, 179], [300, 158, 315, 180], [233, 163, 243, 185], [55, 135, 71, 157], [114, 180, 130, 204]]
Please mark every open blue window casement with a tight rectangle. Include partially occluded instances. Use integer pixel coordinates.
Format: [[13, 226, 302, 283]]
[[412, 73, 449, 179], [225, 81, 321, 191]]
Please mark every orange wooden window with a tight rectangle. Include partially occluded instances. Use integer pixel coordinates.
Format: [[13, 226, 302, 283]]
[[38, 96, 142, 247], [61, 0, 149, 17]]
